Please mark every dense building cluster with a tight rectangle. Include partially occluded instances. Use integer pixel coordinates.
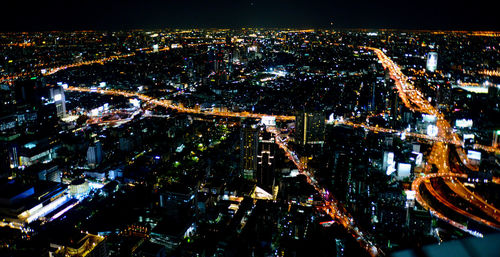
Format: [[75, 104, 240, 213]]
[[0, 29, 499, 257]]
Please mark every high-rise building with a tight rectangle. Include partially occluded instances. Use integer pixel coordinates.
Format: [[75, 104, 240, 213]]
[[333, 151, 352, 202], [240, 124, 259, 180], [87, 141, 103, 167], [15, 79, 42, 106], [47, 85, 66, 118], [241, 124, 276, 193], [39, 165, 62, 183], [215, 50, 224, 75], [390, 91, 401, 125], [426, 52, 438, 72], [295, 111, 325, 145], [256, 129, 276, 193], [493, 130, 500, 148], [15, 80, 66, 119], [119, 137, 134, 152]]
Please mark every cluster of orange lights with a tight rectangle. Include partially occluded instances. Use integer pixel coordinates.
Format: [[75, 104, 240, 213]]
[[368, 46, 500, 234], [2, 36, 500, 251]]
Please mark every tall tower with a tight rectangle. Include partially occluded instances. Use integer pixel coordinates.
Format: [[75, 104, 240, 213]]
[[215, 50, 224, 75], [48, 85, 66, 118], [295, 111, 325, 145], [256, 129, 276, 193], [240, 124, 259, 180]]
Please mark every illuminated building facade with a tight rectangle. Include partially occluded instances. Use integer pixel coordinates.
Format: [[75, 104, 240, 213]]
[[49, 233, 107, 257], [426, 52, 438, 72], [0, 180, 69, 230], [16, 136, 60, 168], [240, 124, 276, 192], [295, 111, 325, 145], [240, 124, 258, 180], [256, 129, 276, 193], [87, 141, 103, 167], [47, 85, 66, 118]]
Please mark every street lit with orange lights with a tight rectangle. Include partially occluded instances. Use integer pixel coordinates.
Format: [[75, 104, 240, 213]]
[[267, 126, 381, 256], [366, 46, 500, 236], [2, 29, 499, 257]]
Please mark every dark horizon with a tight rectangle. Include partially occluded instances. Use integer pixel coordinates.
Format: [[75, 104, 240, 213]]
[[1, 26, 500, 34], [1, 0, 498, 32]]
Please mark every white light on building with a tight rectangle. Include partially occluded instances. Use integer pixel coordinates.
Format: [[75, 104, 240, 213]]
[[261, 116, 276, 127], [427, 124, 438, 137], [129, 99, 140, 108], [467, 150, 481, 161], [405, 190, 416, 200], [426, 52, 438, 72], [397, 163, 412, 179], [455, 119, 473, 128]]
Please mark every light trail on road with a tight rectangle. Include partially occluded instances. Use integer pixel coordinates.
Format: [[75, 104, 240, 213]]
[[6, 40, 497, 251], [267, 126, 381, 257], [0, 41, 226, 84], [364, 46, 500, 234]]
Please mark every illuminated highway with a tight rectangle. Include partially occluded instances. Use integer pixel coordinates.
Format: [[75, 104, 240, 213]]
[[66, 86, 295, 121], [267, 126, 381, 257], [66, 83, 500, 235], [365, 46, 500, 234], [66, 86, 500, 154], [423, 143, 500, 229], [411, 172, 485, 237], [0, 41, 226, 84], [3, 41, 497, 252], [65, 58, 500, 236]]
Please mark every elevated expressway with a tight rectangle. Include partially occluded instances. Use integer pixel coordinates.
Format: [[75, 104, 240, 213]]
[[364, 46, 500, 236], [2, 42, 499, 254]]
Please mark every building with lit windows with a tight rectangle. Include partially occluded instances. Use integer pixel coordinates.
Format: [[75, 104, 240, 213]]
[[49, 232, 107, 257], [240, 124, 259, 180], [295, 111, 325, 145], [0, 179, 69, 230], [87, 141, 103, 168], [256, 129, 276, 193], [46, 85, 66, 118], [69, 178, 90, 197], [15, 136, 60, 168]]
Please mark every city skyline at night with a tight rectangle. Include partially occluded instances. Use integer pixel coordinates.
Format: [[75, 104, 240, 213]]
[[0, 2, 499, 257]]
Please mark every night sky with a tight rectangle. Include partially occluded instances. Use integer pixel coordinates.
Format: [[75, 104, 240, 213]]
[[1, 0, 498, 31]]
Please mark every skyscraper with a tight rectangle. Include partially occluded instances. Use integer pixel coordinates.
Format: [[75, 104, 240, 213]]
[[256, 129, 276, 193], [295, 111, 325, 145], [15, 80, 66, 119], [87, 141, 103, 168], [240, 124, 258, 180], [47, 85, 66, 118], [241, 124, 276, 194]]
